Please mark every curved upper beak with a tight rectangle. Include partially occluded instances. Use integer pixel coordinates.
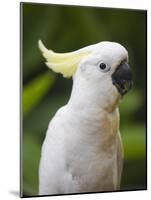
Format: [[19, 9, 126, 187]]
[[112, 61, 133, 96]]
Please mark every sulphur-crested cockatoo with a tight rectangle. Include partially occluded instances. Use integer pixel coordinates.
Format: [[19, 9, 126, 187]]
[[38, 40, 132, 195]]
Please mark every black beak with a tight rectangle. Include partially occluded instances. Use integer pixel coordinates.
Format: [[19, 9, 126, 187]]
[[112, 61, 133, 96]]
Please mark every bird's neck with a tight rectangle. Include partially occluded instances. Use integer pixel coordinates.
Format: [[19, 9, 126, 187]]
[[66, 76, 120, 155], [68, 75, 120, 114]]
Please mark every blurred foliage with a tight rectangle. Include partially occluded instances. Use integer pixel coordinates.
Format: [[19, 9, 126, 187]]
[[23, 71, 56, 118], [21, 3, 147, 197]]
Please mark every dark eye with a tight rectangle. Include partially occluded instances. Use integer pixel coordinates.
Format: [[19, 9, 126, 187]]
[[99, 62, 111, 72], [99, 63, 106, 70]]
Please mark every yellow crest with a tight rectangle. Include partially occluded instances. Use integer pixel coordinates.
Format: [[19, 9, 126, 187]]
[[38, 40, 90, 77]]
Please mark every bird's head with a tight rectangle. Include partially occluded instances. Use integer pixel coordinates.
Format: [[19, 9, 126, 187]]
[[39, 40, 133, 109]]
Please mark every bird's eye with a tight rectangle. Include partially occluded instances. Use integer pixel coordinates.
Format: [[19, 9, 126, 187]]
[[99, 62, 110, 72], [99, 63, 106, 70]]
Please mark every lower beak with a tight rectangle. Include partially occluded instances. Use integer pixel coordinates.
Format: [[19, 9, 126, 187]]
[[112, 61, 133, 96]]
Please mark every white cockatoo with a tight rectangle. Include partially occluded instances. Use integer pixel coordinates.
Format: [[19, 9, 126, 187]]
[[38, 40, 132, 195]]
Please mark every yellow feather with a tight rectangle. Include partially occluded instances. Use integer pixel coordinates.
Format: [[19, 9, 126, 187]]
[[38, 40, 90, 77]]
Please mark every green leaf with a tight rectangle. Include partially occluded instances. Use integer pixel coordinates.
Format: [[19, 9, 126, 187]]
[[23, 71, 56, 118]]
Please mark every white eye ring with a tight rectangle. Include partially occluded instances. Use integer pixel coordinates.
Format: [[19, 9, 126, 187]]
[[99, 62, 111, 72]]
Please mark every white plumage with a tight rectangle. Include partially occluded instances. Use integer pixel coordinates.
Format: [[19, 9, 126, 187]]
[[38, 41, 132, 195]]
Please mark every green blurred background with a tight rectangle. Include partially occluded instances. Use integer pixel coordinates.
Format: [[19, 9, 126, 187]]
[[21, 3, 147, 197]]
